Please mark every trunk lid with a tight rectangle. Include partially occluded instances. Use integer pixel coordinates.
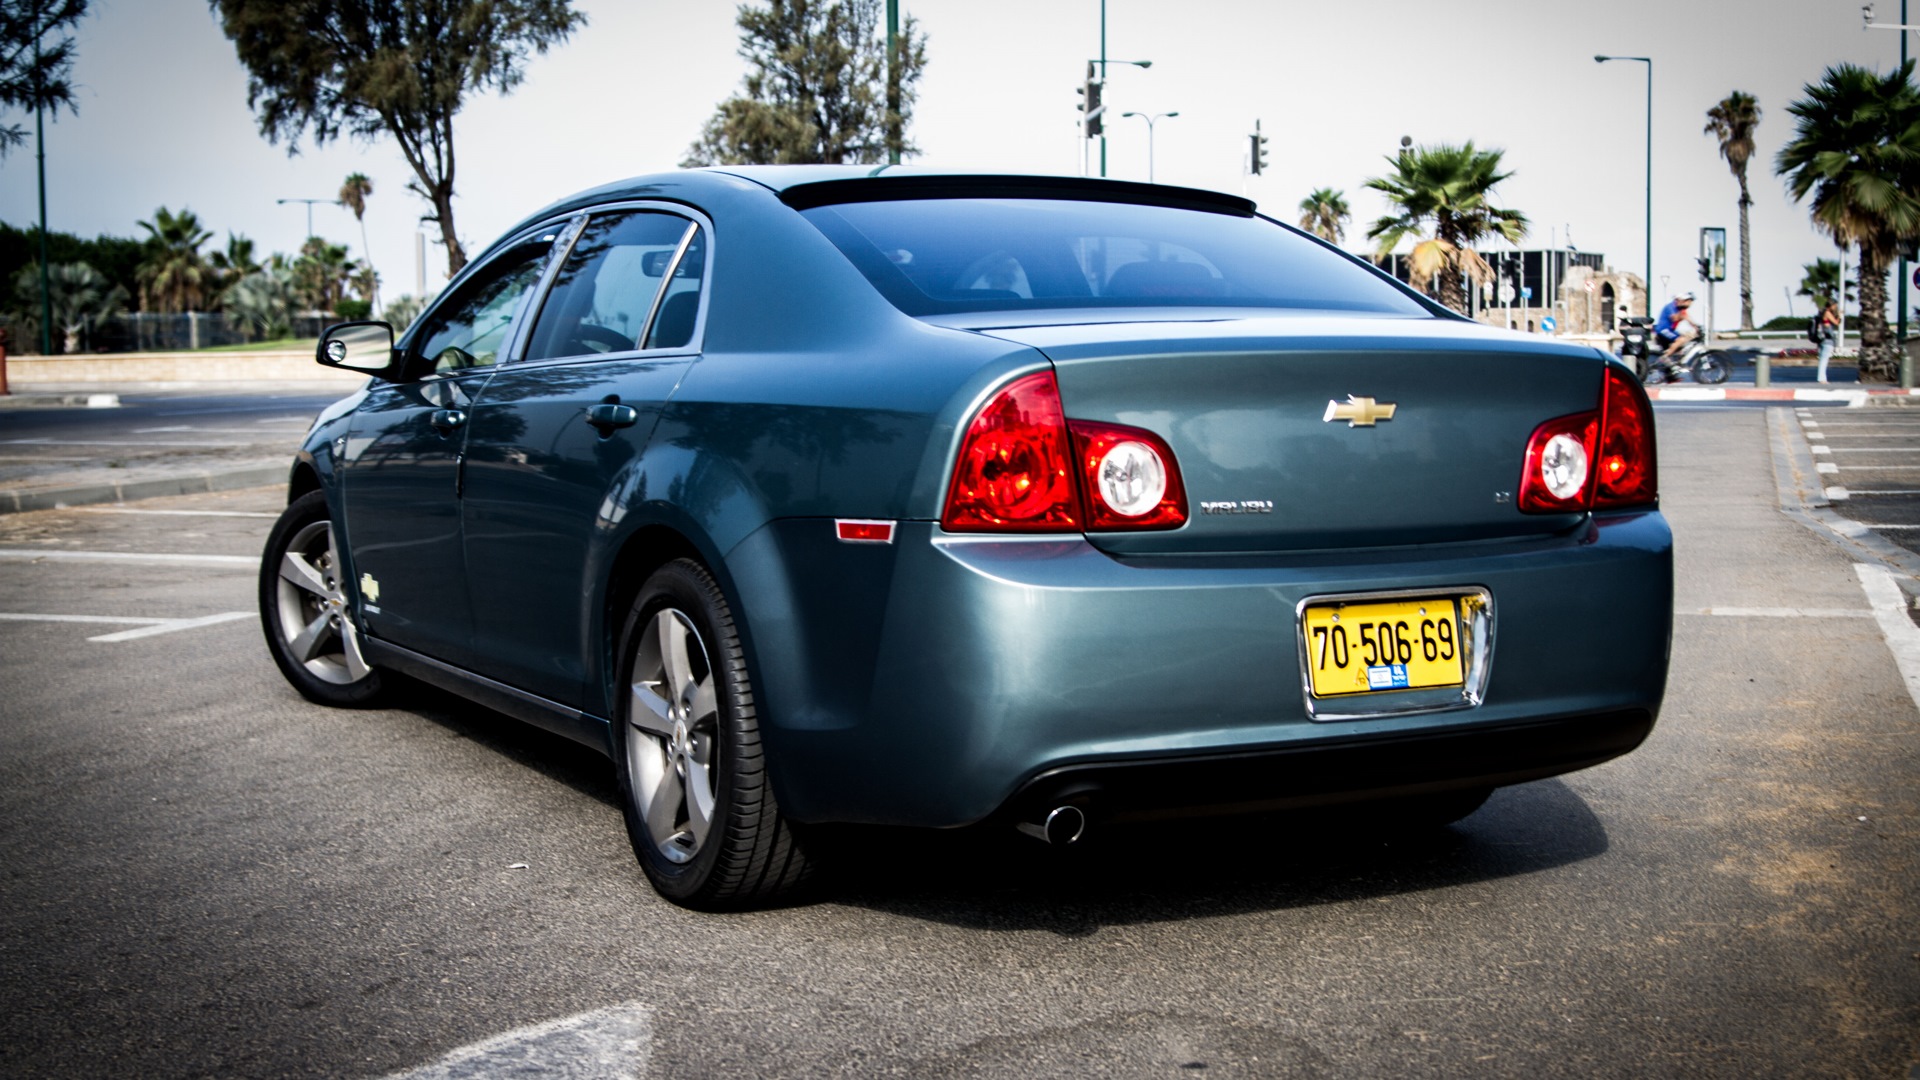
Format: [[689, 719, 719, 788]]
[[976, 313, 1609, 555]]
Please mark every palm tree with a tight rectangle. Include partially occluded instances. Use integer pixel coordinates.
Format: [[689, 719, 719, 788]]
[[337, 172, 378, 310], [1796, 258, 1854, 309], [208, 233, 263, 309], [293, 237, 356, 316], [1297, 188, 1351, 246], [1704, 91, 1761, 330], [1364, 142, 1528, 314], [9, 262, 129, 354], [1775, 61, 1920, 381], [135, 207, 215, 313]]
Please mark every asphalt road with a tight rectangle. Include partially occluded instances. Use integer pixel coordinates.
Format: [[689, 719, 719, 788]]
[[0, 406, 1916, 1078], [0, 391, 342, 501]]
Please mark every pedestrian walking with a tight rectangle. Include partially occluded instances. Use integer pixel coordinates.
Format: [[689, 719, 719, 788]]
[[1815, 299, 1841, 383]]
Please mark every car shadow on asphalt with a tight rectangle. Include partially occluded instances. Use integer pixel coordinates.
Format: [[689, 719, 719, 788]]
[[380, 675, 622, 807], [818, 781, 1608, 934], [368, 681, 1609, 928]]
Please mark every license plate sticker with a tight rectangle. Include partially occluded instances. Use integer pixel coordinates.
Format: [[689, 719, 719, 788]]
[[1302, 596, 1466, 698]]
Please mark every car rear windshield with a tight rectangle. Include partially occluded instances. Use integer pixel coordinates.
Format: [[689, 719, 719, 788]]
[[799, 197, 1432, 318]]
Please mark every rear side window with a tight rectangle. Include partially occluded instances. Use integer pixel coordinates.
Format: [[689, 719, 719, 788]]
[[524, 210, 698, 361], [800, 198, 1429, 318]]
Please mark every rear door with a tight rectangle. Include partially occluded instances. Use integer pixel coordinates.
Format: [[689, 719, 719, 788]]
[[458, 206, 708, 705]]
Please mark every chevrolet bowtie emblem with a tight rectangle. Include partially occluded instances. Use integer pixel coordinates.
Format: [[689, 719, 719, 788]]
[[1323, 395, 1398, 427]]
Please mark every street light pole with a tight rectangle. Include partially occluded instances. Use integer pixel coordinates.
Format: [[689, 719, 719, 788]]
[[1864, 2, 1914, 385], [1120, 112, 1179, 183], [33, 0, 51, 357], [1596, 55, 1653, 318], [277, 198, 328, 240]]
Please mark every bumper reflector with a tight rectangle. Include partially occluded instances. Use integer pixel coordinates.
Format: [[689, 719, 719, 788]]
[[835, 519, 896, 544]]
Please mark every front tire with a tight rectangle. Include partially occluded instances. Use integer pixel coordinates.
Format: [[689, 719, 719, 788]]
[[614, 559, 814, 910], [259, 490, 383, 706]]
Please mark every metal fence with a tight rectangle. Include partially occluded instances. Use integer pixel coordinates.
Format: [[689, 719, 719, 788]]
[[93, 313, 332, 353]]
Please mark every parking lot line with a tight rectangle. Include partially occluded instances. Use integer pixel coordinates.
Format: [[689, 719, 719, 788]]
[[0, 613, 170, 627], [0, 611, 254, 642], [1855, 563, 1920, 714], [78, 508, 277, 519], [87, 612, 253, 642], [0, 548, 254, 566], [1685, 606, 1870, 618]]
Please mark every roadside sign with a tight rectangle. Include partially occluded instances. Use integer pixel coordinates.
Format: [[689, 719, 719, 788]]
[[1498, 282, 1515, 303], [1700, 227, 1727, 282], [1542, 316, 1557, 332], [1520, 287, 1533, 301]]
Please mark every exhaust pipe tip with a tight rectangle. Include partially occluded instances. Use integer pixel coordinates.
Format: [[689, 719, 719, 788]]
[[1017, 804, 1087, 846]]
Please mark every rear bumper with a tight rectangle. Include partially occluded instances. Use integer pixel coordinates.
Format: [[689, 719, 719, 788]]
[[726, 511, 1672, 828], [1004, 707, 1655, 825]]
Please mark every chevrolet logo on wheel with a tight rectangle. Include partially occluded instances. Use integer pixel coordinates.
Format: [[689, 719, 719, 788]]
[[1323, 395, 1398, 427]]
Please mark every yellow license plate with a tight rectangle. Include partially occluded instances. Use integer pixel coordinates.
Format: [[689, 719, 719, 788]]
[[1302, 596, 1465, 698]]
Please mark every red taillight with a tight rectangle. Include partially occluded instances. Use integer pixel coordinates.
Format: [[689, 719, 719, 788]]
[[1594, 365, 1657, 508], [942, 371, 1080, 532], [1519, 365, 1657, 514], [942, 371, 1189, 533], [1070, 420, 1188, 529]]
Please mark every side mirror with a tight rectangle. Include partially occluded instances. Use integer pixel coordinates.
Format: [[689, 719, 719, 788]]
[[317, 320, 402, 379]]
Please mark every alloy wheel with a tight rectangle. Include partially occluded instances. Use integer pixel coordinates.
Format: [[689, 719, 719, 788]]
[[272, 520, 371, 685], [628, 608, 720, 863]]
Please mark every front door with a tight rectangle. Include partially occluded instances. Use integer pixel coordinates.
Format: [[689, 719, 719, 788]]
[[340, 238, 555, 667]]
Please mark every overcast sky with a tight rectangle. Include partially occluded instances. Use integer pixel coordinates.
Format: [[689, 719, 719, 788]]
[[0, 0, 1908, 325]]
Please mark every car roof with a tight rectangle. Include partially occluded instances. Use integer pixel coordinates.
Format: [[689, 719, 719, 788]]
[[486, 167, 1257, 257]]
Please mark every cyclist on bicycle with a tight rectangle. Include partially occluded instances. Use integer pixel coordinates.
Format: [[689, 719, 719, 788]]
[[1653, 292, 1697, 361]]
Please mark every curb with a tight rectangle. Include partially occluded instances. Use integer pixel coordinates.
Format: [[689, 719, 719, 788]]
[[0, 392, 121, 409], [0, 463, 288, 515]]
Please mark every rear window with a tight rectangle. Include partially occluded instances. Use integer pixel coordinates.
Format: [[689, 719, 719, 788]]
[[800, 198, 1431, 318]]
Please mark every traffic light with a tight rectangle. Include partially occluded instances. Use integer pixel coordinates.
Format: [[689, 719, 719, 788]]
[[1249, 120, 1269, 175], [1696, 256, 1711, 282], [1076, 64, 1105, 139]]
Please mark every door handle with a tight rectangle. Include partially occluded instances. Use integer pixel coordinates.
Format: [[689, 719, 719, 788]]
[[585, 403, 640, 434], [429, 408, 467, 433]]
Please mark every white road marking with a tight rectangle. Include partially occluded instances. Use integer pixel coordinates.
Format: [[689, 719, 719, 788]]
[[79, 508, 277, 518], [1685, 607, 1870, 619], [0, 438, 257, 448], [382, 1003, 652, 1080], [1818, 462, 1839, 473], [1811, 445, 1832, 455], [1854, 563, 1920, 715], [0, 548, 254, 565], [1849, 523, 1920, 530], [1822, 446, 1920, 452], [0, 613, 169, 627], [88, 612, 253, 642], [133, 425, 195, 433], [0, 611, 254, 642], [1826, 486, 1851, 501], [1840, 489, 1920, 496]]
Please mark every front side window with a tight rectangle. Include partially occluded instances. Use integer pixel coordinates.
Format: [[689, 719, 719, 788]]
[[524, 211, 699, 361], [412, 244, 551, 373], [801, 198, 1432, 318]]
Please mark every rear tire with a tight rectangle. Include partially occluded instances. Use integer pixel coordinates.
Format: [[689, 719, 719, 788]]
[[1695, 351, 1731, 385], [259, 490, 384, 706], [614, 558, 814, 910]]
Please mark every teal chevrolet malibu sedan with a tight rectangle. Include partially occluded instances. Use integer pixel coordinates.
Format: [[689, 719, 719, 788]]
[[259, 167, 1672, 910]]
